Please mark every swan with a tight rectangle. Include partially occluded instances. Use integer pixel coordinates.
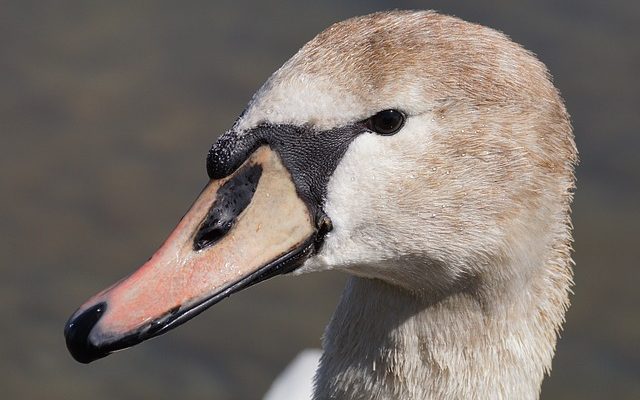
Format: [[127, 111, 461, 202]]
[[64, 10, 577, 399]]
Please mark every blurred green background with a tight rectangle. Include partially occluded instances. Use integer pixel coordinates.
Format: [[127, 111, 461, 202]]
[[1, 1, 638, 399]]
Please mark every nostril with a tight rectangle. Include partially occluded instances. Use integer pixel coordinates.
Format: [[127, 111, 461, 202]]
[[64, 302, 108, 363], [194, 218, 234, 250], [193, 163, 262, 251]]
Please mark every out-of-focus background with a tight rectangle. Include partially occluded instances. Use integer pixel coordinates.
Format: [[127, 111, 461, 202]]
[[1, 1, 638, 399]]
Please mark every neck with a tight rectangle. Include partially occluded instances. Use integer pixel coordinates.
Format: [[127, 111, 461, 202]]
[[314, 257, 571, 400]]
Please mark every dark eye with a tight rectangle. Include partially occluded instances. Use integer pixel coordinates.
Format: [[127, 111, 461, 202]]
[[364, 109, 406, 135]]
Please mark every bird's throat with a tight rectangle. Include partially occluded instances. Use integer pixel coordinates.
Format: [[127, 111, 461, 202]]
[[314, 269, 570, 400]]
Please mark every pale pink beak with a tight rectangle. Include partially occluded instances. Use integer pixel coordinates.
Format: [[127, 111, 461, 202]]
[[65, 146, 322, 363]]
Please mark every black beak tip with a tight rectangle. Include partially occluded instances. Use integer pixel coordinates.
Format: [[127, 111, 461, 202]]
[[64, 302, 109, 364]]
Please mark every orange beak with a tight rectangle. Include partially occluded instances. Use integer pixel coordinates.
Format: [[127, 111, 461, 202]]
[[64, 146, 326, 363]]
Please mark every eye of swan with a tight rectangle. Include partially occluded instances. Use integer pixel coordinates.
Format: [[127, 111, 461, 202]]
[[364, 109, 406, 135]]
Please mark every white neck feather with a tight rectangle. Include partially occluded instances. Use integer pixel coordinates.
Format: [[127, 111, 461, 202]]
[[314, 252, 571, 400]]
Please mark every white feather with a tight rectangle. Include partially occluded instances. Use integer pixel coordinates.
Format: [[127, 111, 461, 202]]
[[263, 349, 321, 400]]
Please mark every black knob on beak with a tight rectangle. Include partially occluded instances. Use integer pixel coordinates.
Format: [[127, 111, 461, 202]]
[[64, 302, 108, 363]]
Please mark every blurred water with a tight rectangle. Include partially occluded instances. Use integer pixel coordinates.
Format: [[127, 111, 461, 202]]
[[1, 1, 638, 399]]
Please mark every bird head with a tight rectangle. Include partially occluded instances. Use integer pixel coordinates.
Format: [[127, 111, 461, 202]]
[[65, 11, 576, 363]]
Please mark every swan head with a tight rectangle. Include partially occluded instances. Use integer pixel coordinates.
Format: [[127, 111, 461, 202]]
[[65, 11, 576, 363]]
